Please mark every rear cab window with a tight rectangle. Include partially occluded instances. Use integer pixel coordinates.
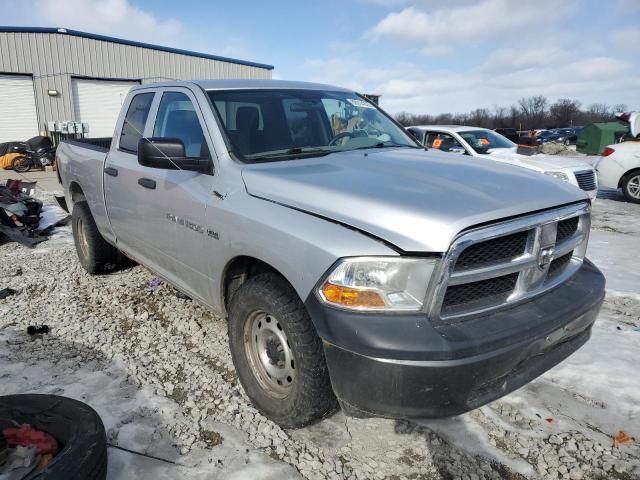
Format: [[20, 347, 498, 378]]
[[119, 92, 154, 153]]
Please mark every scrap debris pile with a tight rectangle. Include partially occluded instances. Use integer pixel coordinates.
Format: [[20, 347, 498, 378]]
[[0, 423, 58, 479], [0, 180, 68, 247]]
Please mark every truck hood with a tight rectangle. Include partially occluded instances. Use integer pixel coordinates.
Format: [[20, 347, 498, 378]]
[[241, 148, 587, 252], [483, 148, 593, 171]]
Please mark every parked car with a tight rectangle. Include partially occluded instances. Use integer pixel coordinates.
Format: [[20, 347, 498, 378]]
[[596, 141, 640, 203], [493, 127, 519, 143], [57, 80, 604, 427], [408, 125, 598, 199], [550, 127, 583, 145]]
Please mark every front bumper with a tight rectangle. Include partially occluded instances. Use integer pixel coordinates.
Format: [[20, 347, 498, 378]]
[[307, 260, 605, 419]]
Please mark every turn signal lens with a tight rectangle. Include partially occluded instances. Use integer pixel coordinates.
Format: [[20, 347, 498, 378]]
[[321, 283, 385, 308]]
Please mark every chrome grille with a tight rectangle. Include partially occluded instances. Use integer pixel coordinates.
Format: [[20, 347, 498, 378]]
[[441, 273, 519, 317], [455, 231, 528, 270], [574, 170, 596, 191], [430, 203, 591, 320], [547, 251, 573, 279], [556, 217, 579, 244]]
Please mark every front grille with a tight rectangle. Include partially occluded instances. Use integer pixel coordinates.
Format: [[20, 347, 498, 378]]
[[548, 251, 573, 278], [430, 203, 591, 320], [442, 273, 518, 315], [455, 231, 528, 270], [556, 217, 579, 244], [574, 170, 596, 191]]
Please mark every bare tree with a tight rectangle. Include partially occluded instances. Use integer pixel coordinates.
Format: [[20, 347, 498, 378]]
[[394, 95, 630, 130], [550, 99, 581, 127], [613, 103, 628, 114], [518, 96, 548, 129]]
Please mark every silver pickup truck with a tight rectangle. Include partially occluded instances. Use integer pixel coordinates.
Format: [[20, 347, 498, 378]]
[[56, 80, 605, 428]]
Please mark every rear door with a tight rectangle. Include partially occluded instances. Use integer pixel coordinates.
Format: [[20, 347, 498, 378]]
[[103, 89, 168, 268]]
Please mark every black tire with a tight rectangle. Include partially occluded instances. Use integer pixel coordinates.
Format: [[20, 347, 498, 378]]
[[12, 155, 32, 173], [0, 394, 107, 480], [621, 172, 640, 204], [72, 201, 120, 273], [228, 273, 337, 428]]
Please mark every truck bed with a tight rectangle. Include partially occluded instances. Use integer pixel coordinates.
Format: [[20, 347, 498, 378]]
[[62, 137, 112, 152], [57, 137, 114, 242]]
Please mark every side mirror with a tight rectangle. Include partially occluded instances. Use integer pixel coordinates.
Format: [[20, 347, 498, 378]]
[[138, 138, 209, 173]]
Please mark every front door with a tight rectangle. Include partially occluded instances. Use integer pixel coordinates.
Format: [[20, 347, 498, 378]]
[[142, 88, 217, 304]]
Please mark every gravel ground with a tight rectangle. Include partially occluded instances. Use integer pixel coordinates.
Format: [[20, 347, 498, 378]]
[[1, 189, 639, 480]]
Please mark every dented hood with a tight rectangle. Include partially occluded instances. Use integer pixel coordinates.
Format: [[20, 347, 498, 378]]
[[241, 148, 587, 252]]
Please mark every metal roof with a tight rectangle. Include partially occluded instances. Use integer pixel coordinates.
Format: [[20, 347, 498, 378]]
[[0, 26, 274, 70]]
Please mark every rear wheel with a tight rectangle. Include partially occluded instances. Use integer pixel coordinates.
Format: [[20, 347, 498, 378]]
[[11, 156, 31, 173], [622, 173, 640, 204], [72, 201, 120, 273], [228, 273, 337, 428]]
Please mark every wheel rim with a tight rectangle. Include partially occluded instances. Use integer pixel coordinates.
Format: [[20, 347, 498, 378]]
[[627, 175, 640, 199], [244, 310, 295, 398], [77, 217, 89, 258], [13, 157, 30, 172]]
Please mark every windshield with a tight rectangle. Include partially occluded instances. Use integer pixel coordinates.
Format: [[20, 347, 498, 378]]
[[459, 130, 515, 154], [207, 89, 419, 162]]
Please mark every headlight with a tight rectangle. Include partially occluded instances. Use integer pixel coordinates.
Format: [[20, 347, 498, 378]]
[[544, 171, 570, 182], [317, 257, 436, 311]]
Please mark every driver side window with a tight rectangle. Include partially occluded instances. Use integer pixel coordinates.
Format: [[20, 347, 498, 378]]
[[153, 92, 210, 159]]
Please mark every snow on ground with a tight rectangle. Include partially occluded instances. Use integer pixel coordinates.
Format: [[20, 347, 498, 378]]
[[1, 187, 639, 480]]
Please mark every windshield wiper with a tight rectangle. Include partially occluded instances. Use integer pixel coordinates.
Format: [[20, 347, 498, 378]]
[[249, 147, 333, 161], [354, 142, 421, 150]]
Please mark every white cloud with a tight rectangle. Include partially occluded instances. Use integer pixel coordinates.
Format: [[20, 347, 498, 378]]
[[367, 0, 575, 51], [33, 0, 182, 45], [303, 53, 638, 115], [610, 26, 640, 51]]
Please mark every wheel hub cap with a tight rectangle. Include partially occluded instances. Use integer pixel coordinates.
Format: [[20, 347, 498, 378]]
[[244, 311, 295, 397]]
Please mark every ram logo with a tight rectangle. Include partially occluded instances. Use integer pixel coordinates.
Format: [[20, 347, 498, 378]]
[[538, 245, 555, 269]]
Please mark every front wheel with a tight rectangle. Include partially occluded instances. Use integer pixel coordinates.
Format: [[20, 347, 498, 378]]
[[228, 273, 337, 428], [12, 156, 32, 173], [621, 172, 640, 204]]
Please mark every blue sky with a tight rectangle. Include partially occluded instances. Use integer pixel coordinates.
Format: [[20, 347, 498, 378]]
[[3, 0, 640, 114]]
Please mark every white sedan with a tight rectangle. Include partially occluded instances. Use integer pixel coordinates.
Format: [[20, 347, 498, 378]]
[[408, 125, 598, 200], [596, 141, 640, 203]]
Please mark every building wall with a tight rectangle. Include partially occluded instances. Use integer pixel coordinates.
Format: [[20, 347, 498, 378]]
[[0, 31, 272, 133]]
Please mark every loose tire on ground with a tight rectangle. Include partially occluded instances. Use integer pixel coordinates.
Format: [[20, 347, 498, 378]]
[[228, 273, 338, 428], [0, 394, 107, 480], [72, 201, 120, 273], [621, 172, 640, 204], [11, 155, 31, 173]]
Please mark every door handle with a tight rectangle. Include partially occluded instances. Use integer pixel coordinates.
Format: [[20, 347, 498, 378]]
[[138, 178, 156, 190], [104, 167, 118, 177]]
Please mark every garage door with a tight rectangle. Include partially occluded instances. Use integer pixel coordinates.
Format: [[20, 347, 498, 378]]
[[72, 79, 138, 137], [0, 75, 39, 143]]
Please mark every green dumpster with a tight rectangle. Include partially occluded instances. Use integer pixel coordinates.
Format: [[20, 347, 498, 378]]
[[576, 122, 628, 155]]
